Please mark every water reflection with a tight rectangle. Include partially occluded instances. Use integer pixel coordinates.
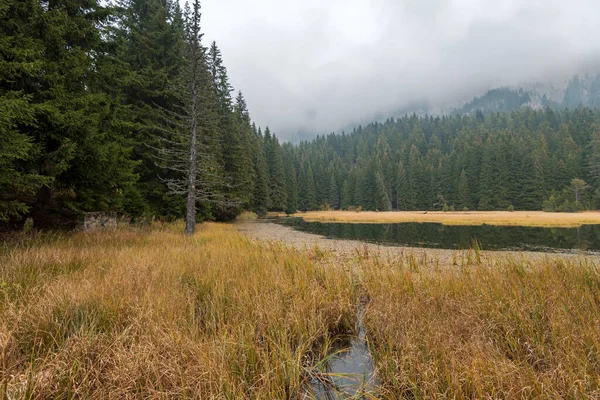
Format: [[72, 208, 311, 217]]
[[309, 310, 377, 399], [279, 218, 600, 253]]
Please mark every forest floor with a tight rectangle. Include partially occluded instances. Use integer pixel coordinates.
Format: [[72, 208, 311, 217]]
[[288, 210, 600, 227], [2, 222, 600, 398]]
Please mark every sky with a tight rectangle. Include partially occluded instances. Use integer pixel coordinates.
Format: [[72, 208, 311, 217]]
[[199, 0, 600, 141]]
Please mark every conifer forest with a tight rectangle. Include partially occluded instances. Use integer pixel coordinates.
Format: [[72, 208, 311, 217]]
[[3, 0, 600, 232]]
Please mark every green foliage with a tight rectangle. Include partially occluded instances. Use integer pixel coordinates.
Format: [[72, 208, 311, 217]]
[[251, 127, 270, 214], [264, 128, 287, 211], [0, 0, 264, 230], [543, 190, 581, 213], [279, 111, 600, 212], [5, 0, 600, 231]]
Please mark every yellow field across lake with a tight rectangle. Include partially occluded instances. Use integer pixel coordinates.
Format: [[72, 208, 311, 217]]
[[290, 210, 600, 227]]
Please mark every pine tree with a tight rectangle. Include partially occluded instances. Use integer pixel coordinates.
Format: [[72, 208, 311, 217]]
[[457, 169, 470, 209], [375, 171, 391, 211], [118, 0, 186, 218], [208, 42, 251, 220], [282, 146, 298, 214], [0, 1, 48, 226], [0, 0, 138, 228], [152, 0, 232, 235], [328, 171, 339, 209], [264, 128, 287, 211], [587, 126, 600, 190], [340, 178, 352, 210], [252, 127, 270, 214]]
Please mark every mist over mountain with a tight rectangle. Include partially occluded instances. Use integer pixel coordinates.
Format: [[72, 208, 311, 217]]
[[322, 70, 600, 141]]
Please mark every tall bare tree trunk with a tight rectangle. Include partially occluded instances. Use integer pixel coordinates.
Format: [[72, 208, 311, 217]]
[[185, 92, 198, 236]]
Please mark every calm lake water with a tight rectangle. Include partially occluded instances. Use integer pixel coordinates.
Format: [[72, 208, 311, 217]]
[[279, 218, 600, 253]]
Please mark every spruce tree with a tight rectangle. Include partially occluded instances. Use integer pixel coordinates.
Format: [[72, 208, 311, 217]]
[[208, 42, 251, 220], [283, 147, 298, 214], [375, 171, 392, 211], [252, 127, 270, 214], [340, 178, 352, 210], [232, 91, 256, 207], [1, 0, 138, 228], [587, 126, 600, 190], [118, 0, 186, 218], [328, 171, 339, 209], [264, 128, 287, 211], [396, 161, 409, 210], [457, 169, 470, 209], [305, 165, 317, 210], [152, 0, 231, 235], [0, 1, 48, 225]]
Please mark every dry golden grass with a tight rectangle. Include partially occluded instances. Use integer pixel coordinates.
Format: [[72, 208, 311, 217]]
[[363, 254, 600, 398], [292, 210, 600, 227], [1, 223, 599, 398], [0, 223, 355, 399]]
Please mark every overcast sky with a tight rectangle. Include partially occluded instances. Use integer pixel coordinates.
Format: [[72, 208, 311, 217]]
[[199, 0, 600, 141]]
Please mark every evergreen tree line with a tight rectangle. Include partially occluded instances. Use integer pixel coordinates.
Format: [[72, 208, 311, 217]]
[[0, 0, 286, 230], [277, 108, 600, 213], [4, 1, 600, 231]]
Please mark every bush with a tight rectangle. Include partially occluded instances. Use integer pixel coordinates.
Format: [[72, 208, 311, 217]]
[[507, 204, 515, 212], [543, 190, 581, 213], [236, 211, 258, 221], [319, 203, 332, 211]]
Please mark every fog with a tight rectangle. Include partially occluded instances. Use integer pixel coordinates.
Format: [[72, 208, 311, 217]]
[[200, 0, 600, 141]]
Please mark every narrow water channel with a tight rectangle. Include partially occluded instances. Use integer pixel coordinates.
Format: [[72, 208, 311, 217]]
[[309, 310, 378, 399]]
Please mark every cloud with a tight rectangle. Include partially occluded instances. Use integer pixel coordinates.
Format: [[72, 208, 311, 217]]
[[199, 0, 600, 140]]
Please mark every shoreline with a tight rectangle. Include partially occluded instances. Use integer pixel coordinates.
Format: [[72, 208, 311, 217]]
[[235, 220, 600, 268]]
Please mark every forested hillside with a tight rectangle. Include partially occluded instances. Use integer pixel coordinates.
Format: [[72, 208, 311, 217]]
[[283, 108, 600, 213], [454, 73, 600, 117]]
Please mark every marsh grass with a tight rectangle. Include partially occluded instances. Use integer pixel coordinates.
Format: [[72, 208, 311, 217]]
[[363, 256, 600, 398], [293, 210, 600, 227], [1, 223, 599, 398], [1, 223, 356, 398]]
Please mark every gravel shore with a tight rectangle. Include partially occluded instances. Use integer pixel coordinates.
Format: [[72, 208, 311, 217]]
[[236, 220, 600, 268]]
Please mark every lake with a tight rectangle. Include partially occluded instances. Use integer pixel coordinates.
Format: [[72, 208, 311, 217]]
[[278, 218, 600, 253]]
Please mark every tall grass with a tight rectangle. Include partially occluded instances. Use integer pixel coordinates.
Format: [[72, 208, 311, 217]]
[[363, 255, 600, 398], [2, 223, 599, 398], [1, 223, 355, 398]]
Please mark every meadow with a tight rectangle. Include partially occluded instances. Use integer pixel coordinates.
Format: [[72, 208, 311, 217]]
[[291, 210, 600, 227], [1, 223, 599, 398]]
